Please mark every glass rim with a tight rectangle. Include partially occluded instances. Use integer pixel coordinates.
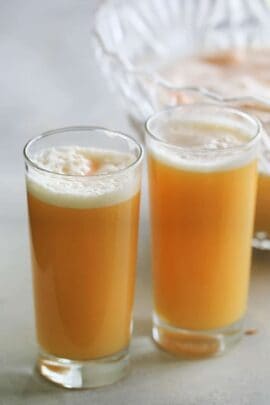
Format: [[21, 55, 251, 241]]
[[145, 103, 262, 154], [23, 126, 144, 178]]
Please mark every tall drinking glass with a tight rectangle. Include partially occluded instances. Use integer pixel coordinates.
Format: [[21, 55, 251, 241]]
[[24, 127, 143, 388], [247, 112, 270, 249], [146, 105, 260, 358], [255, 128, 270, 248]]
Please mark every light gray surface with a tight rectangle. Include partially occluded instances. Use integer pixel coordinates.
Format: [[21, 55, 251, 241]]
[[1, 1, 270, 404]]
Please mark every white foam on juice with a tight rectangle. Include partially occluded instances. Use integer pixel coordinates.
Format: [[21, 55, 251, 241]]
[[148, 121, 257, 172], [161, 48, 270, 100], [26, 146, 140, 208]]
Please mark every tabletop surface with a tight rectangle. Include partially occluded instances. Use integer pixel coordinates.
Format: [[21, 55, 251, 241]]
[[1, 1, 270, 404]]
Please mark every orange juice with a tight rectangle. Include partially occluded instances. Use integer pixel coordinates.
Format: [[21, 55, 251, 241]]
[[255, 173, 270, 235], [233, 107, 270, 245], [148, 156, 257, 330], [147, 118, 258, 333], [27, 146, 140, 360]]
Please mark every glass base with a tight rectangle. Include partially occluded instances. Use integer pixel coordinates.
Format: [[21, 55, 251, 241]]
[[253, 232, 270, 250], [152, 313, 244, 359], [37, 348, 129, 389]]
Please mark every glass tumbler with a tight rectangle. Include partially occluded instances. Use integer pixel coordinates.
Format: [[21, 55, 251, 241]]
[[24, 127, 143, 388], [146, 105, 261, 358], [244, 108, 270, 250]]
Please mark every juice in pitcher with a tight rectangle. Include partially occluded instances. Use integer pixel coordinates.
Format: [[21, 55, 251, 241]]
[[255, 173, 270, 237], [231, 106, 270, 249]]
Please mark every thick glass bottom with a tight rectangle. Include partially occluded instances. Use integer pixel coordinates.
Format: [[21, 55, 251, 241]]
[[253, 232, 270, 250], [152, 313, 244, 359], [37, 348, 129, 389]]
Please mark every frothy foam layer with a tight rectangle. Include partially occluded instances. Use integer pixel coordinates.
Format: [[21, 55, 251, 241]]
[[162, 48, 270, 99], [159, 122, 250, 149], [32, 146, 134, 176], [26, 147, 140, 208], [148, 122, 256, 172]]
